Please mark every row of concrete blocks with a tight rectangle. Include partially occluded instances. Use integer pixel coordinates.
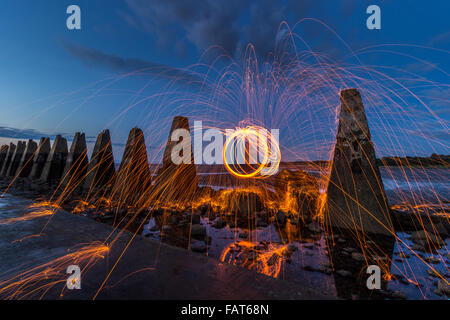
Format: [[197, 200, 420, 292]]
[[0, 88, 393, 236], [0, 128, 148, 194]]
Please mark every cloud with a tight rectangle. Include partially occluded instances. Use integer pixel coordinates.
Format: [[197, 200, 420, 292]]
[[0, 126, 98, 144], [61, 42, 205, 86], [121, 0, 361, 59], [122, 0, 245, 55], [0, 126, 60, 141]]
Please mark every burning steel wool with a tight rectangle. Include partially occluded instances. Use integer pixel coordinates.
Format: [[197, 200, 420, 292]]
[[0, 16, 448, 301]]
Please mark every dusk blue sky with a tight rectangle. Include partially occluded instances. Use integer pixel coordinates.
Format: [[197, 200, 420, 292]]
[[0, 0, 448, 161]]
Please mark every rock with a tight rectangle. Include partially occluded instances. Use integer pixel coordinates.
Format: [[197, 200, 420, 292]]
[[287, 244, 297, 252], [336, 270, 352, 277], [427, 269, 443, 278], [303, 265, 321, 273], [191, 213, 201, 224], [136, 208, 149, 218], [388, 290, 407, 300], [412, 244, 427, 253], [351, 252, 365, 262], [162, 225, 172, 233], [149, 225, 160, 232], [213, 218, 226, 229], [267, 253, 279, 266], [190, 224, 206, 239], [306, 222, 322, 233], [256, 219, 268, 227], [436, 279, 450, 296], [343, 247, 357, 253], [199, 205, 209, 215], [321, 262, 332, 269], [274, 169, 319, 219], [142, 230, 152, 237], [425, 223, 448, 238], [411, 230, 445, 246], [275, 210, 287, 225], [219, 190, 263, 215], [168, 215, 179, 225], [99, 214, 113, 221], [424, 257, 441, 264], [434, 289, 443, 296], [239, 231, 248, 239], [190, 241, 207, 253]]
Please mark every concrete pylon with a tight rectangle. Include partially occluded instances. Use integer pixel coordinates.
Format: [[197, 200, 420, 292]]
[[0, 145, 8, 173], [113, 127, 151, 206], [40, 135, 68, 183], [29, 138, 51, 180], [0, 143, 15, 176], [17, 139, 38, 177], [153, 116, 198, 203], [84, 129, 115, 191], [5, 141, 26, 177], [325, 89, 393, 236], [61, 132, 88, 188]]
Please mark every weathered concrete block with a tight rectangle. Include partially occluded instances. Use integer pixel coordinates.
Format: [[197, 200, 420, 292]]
[[61, 132, 88, 188], [84, 129, 115, 191], [40, 135, 68, 183], [325, 89, 393, 236], [0, 143, 16, 176], [1, 143, 16, 176], [5, 141, 26, 177], [17, 139, 38, 177], [29, 138, 51, 180], [153, 116, 198, 203], [113, 127, 151, 206], [0, 145, 8, 173]]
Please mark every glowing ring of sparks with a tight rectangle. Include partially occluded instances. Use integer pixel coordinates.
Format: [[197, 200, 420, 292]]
[[222, 126, 280, 178]]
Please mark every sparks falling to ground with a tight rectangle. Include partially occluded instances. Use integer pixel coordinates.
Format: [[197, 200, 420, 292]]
[[0, 19, 448, 300]]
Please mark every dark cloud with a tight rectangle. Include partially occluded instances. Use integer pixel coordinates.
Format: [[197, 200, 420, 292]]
[[123, 0, 245, 55], [122, 0, 363, 59], [61, 42, 204, 86], [65, 1, 368, 78]]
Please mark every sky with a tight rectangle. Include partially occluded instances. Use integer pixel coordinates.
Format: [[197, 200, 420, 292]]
[[0, 0, 449, 161]]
